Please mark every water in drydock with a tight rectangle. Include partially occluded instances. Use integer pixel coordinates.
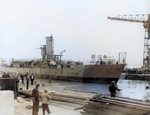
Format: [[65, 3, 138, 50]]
[[28, 73, 150, 100]]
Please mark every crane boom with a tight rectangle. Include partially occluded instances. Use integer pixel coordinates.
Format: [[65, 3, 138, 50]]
[[108, 14, 150, 67], [108, 14, 150, 23]]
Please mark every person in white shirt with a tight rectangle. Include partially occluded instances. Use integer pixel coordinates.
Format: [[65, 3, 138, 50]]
[[143, 86, 150, 101]]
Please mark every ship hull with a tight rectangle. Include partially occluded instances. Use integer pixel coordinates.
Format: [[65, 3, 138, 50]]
[[50, 76, 120, 83], [0, 64, 125, 83]]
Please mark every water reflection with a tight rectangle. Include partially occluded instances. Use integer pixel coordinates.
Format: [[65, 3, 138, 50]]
[[117, 73, 149, 100], [35, 73, 150, 100]]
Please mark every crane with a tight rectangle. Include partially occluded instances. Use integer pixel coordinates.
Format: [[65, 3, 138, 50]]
[[108, 14, 150, 67]]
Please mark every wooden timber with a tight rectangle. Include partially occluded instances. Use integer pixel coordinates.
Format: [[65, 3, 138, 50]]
[[84, 95, 150, 115], [19, 90, 88, 105]]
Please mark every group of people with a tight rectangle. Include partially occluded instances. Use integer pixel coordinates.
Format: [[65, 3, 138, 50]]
[[2, 72, 35, 95], [32, 84, 51, 115], [2, 72, 35, 85], [23, 72, 35, 89], [31, 80, 120, 115], [2, 72, 10, 78], [30, 80, 121, 115]]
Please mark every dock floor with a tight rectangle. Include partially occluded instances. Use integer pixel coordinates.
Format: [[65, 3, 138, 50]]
[[14, 82, 95, 115], [14, 98, 83, 115], [15, 82, 150, 115]]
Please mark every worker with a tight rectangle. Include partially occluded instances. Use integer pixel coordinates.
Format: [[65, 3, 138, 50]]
[[2, 72, 6, 78], [26, 75, 30, 89], [20, 73, 24, 84], [15, 73, 19, 96], [143, 86, 150, 101], [109, 81, 121, 97], [30, 73, 35, 85], [61, 63, 64, 69], [40, 88, 51, 115], [32, 83, 40, 115]]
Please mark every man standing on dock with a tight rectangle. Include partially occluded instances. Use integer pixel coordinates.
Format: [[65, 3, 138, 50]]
[[20, 73, 24, 84], [26, 75, 30, 89], [32, 83, 40, 115], [143, 86, 150, 101], [30, 73, 35, 85], [40, 88, 51, 115], [2, 72, 6, 78], [25, 72, 28, 79], [15, 73, 19, 96], [109, 81, 121, 97]]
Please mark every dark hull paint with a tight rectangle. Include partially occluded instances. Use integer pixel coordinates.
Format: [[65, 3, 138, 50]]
[[52, 76, 119, 83]]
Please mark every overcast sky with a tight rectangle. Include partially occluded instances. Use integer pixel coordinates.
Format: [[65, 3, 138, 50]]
[[0, 0, 149, 67]]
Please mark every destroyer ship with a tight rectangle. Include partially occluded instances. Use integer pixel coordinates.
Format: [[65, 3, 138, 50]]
[[0, 35, 126, 83]]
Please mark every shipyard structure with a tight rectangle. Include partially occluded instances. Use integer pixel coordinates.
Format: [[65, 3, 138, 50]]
[[0, 35, 126, 83], [108, 14, 150, 81]]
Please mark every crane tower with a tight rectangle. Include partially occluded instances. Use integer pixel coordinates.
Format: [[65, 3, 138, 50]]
[[108, 14, 150, 67]]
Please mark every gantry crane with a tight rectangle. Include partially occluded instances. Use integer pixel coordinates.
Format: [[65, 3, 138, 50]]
[[108, 14, 150, 67]]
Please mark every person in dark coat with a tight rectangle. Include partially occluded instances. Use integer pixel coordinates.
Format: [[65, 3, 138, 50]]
[[61, 63, 64, 69], [32, 83, 40, 115], [25, 72, 28, 86], [30, 73, 35, 85], [20, 73, 24, 84], [26, 75, 30, 89], [109, 81, 121, 97], [15, 73, 19, 96], [2, 72, 6, 78], [25, 72, 28, 79]]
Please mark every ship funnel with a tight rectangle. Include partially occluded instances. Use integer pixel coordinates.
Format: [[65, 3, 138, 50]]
[[46, 35, 54, 61], [40, 45, 46, 61]]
